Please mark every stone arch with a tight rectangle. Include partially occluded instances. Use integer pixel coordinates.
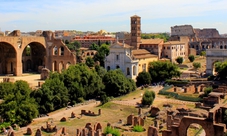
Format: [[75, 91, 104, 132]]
[[196, 45, 199, 50], [225, 45, 227, 49], [116, 65, 120, 69], [220, 45, 223, 49], [206, 57, 224, 75], [87, 52, 90, 56], [186, 123, 205, 136], [22, 42, 46, 73], [0, 42, 17, 75], [59, 61, 64, 72], [177, 117, 214, 136], [66, 62, 71, 69]]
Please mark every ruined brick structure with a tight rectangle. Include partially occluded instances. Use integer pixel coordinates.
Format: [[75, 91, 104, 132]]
[[0, 30, 76, 76], [162, 103, 227, 136]]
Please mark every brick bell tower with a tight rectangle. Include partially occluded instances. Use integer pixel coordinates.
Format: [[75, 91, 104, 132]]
[[130, 15, 141, 49]]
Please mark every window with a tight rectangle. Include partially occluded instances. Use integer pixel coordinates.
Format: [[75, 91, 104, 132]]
[[127, 67, 130, 75], [142, 64, 146, 72], [116, 65, 120, 69], [60, 46, 64, 56], [107, 66, 111, 71], [133, 66, 136, 75], [53, 46, 58, 55], [116, 55, 119, 60]]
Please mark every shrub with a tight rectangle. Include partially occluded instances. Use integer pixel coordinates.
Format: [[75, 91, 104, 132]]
[[133, 125, 144, 132], [188, 55, 195, 62], [141, 90, 155, 106], [104, 126, 121, 136]]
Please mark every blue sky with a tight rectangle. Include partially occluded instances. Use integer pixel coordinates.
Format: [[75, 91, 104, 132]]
[[0, 0, 227, 33]]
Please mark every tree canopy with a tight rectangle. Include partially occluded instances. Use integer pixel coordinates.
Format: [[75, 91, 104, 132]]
[[103, 69, 136, 97], [193, 62, 201, 70], [148, 61, 181, 82], [93, 44, 110, 67], [188, 55, 195, 62], [0, 80, 38, 126], [136, 71, 151, 87], [175, 57, 183, 64], [214, 61, 227, 79], [141, 90, 155, 106], [141, 33, 169, 42]]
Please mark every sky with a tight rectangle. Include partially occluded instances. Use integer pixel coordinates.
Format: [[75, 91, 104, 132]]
[[0, 0, 227, 33]]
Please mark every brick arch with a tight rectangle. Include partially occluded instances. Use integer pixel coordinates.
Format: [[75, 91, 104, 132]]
[[21, 41, 46, 52], [178, 117, 214, 136], [0, 41, 18, 75]]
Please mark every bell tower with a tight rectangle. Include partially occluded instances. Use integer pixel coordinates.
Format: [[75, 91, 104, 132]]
[[130, 15, 141, 49]]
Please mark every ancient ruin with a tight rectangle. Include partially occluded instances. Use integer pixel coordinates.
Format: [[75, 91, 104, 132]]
[[81, 109, 101, 116]]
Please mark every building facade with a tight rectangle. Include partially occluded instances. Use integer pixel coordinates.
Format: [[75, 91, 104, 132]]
[[162, 41, 186, 62], [73, 35, 115, 48]]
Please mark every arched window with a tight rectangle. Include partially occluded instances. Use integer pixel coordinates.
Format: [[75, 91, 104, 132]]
[[53, 46, 58, 55], [133, 66, 136, 75], [116, 65, 120, 69]]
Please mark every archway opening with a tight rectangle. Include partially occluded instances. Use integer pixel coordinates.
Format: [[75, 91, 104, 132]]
[[0, 42, 17, 75], [213, 61, 221, 76], [187, 123, 205, 136], [22, 42, 46, 73]]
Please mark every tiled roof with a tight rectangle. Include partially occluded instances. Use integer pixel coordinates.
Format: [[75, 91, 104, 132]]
[[141, 39, 164, 44], [132, 49, 158, 59], [164, 41, 185, 45]]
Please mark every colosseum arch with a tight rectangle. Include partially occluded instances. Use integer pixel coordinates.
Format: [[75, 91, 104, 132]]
[[0, 42, 17, 75]]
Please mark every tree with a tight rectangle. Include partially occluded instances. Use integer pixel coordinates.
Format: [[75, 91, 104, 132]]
[[204, 87, 213, 97], [62, 64, 104, 103], [0, 80, 38, 126], [89, 43, 99, 50], [214, 61, 227, 79], [193, 62, 201, 71], [93, 44, 110, 67], [85, 57, 95, 67], [200, 51, 206, 58], [175, 56, 183, 64], [103, 69, 136, 97], [136, 71, 151, 87], [31, 73, 69, 114], [141, 90, 155, 106], [66, 41, 81, 54], [95, 65, 107, 79], [188, 55, 195, 62], [148, 61, 181, 82], [65, 39, 69, 44]]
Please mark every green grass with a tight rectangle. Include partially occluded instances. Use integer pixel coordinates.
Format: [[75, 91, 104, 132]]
[[104, 126, 121, 136], [132, 125, 144, 132]]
